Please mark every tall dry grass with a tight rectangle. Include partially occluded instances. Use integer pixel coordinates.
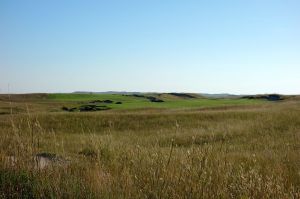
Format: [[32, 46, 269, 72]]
[[0, 101, 300, 198]]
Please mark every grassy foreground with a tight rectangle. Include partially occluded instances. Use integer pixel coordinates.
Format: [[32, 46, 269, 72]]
[[0, 94, 300, 198]]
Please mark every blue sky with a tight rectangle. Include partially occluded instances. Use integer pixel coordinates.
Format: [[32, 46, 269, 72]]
[[1, 0, 299, 94]]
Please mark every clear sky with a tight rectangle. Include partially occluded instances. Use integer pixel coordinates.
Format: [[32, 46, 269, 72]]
[[1, 0, 299, 94]]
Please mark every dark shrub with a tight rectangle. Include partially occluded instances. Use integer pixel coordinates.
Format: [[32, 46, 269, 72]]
[[62, 106, 69, 111]]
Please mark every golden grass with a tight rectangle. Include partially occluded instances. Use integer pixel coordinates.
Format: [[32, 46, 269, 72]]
[[0, 100, 300, 198]]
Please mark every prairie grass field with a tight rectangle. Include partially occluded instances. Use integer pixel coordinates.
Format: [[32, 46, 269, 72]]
[[0, 93, 300, 198]]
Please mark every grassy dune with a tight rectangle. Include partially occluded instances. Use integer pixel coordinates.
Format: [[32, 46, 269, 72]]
[[0, 94, 300, 198], [0, 93, 264, 113]]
